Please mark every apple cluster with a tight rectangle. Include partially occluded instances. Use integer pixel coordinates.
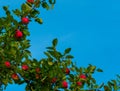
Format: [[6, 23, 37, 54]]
[[14, 17, 29, 39]]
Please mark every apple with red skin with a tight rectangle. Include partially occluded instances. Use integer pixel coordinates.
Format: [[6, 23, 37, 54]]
[[12, 73, 19, 80], [21, 17, 29, 24], [36, 68, 40, 73], [62, 81, 68, 88], [35, 74, 40, 79], [65, 68, 70, 75], [76, 82, 82, 86], [15, 30, 23, 38], [51, 78, 57, 83], [22, 65, 29, 71], [27, 0, 34, 3], [4, 61, 10, 68], [79, 74, 86, 80]]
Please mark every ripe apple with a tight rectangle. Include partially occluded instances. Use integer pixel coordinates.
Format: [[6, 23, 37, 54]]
[[79, 74, 86, 80], [22, 65, 29, 71], [51, 78, 57, 83], [12, 73, 19, 80], [15, 30, 23, 38], [21, 17, 29, 24], [76, 82, 82, 86], [62, 81, 68, 88], [35, 74, 40, 79], [36, 68, 40, 73], [4, 61, 10, 68], [65, 68, 70, 74], [27, 0, 34, 3]]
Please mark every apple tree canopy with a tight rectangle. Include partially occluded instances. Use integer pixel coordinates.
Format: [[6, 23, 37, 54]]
[[0, 0, 120, 91]]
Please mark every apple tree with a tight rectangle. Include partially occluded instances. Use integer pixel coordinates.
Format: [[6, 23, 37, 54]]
[[0, 0, 120, 91]]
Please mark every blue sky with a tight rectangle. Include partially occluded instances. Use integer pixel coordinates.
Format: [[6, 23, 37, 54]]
[[1, 0, 120, 90]]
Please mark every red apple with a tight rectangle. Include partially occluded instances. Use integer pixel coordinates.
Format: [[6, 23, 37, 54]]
[[65, 68, 70, 74], [21, 17, 29, 24], [27, 0, 34, 3], [76, 82, 82, 86], [4, 61, 10, 68], [36, 68, 40, 73], [22, 65, 29, 71], [12, 73, 19, 80], [79, 74, 86, 80], [62, 81, 68, 88], [15, 30, 23, 38], [35, 74, 40, 79], [51, 78, 57, 83]]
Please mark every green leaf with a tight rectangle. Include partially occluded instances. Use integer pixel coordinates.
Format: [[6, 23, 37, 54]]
[[79, 67, 83, 73], [49, 0, 56, 4], [97, 68, 103, 72], [64, 48, 71, 54], [46, 47, 54, 50], [3, 6, 11, 16], [104, 85, 111, 91], [98, 83, 104, 88], [69, 74, 74, 79], [41, 76, 47, 82], [62, 76, 66, 80], [65, 55, 74, 59], [87, 64, 96, 73], [116, 74, 120, 79], [3, 6, 8, 11], [111, 80, 117, 90], [24, 50, 31, 57], [30, 9, 40, 18], [47, 50, 54, 56], [70, 67, 75, 71], [91, 78, 96, 84], [44, 52, 51, 58], [2, 79, 8, 85], [42, 2, 50, 10], [35, 18, 43, 24], [107, 81, 113, 89], [8, 80, 13, 84], [52, 38, 58, 47], [21, 3, 32, 14], [13, 9, 21, 16], [9, 48, 16, 55], [26, 1, 32, 7], [23, 30, 30, 36], [21, 4, 26, 11], [48, 61, 53, 66], [34, 0, 41, 8]]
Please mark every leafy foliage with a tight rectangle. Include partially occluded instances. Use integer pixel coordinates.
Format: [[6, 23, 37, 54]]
[[0, 0, 120, 91]]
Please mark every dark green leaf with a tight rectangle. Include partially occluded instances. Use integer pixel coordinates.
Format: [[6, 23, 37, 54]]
[[111, 80, 117, 90], [30, 9, 40, 18], [64, 48, 71, 54], [98, 83, 104, 88], [35, 18, 43, 24], [46, 47, 54, 50], [104, 85, 111, 91], [13, 9, 21, 16], [91, 78, 96, 84], [65, 55, 74, 59], [42, 2, 49, 10], [49, 0, 56, 4], [34, 0, 41, 8], [21, 3, 32, 14], [3, 6, 8, 11], [97, 68, 103, 72], [44, 52, 51, 58], [52, 38, 58, 47]]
